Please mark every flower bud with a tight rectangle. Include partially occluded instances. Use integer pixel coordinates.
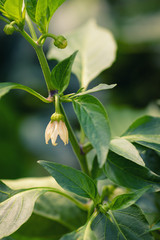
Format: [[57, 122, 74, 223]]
[[3, 24, 15, 35], [54, 35, 67, 49]]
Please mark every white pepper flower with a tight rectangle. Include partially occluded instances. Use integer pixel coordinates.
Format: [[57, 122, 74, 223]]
[[45, 113, 68, 146]]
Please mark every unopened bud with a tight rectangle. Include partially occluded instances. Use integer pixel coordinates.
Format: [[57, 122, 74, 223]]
[[54, 35, 67, 49], [3, 24, 15, 35]]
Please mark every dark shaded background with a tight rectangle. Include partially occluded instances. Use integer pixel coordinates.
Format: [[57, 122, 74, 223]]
[[0, 0, 160, 179]]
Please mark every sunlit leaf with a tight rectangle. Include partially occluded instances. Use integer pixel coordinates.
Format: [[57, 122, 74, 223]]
[[48, 20, 117, 88], [0, 189, 46, 238], [122, 116, 160, 152], [4, 0, 23, 21], [74, 83, 117, 97], [110, 138, 145, 166]]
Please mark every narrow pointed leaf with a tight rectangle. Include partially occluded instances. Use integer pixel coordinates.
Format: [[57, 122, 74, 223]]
[[48, 20, 117, 88], [122, 116, 160, 152], [104, 151, 160, 190], [38, 161, 98, 200], [0, 82, 51, 103], [109, 186, 150, 211], [92, 205, 153, 240], [51, 51, 77, 94], [75, 83, 117, 96], [73, 94, 111, 167], [109, 138, 145, 166]]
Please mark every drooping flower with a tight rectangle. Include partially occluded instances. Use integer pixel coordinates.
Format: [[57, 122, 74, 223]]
[[45, 113, 68, 146]]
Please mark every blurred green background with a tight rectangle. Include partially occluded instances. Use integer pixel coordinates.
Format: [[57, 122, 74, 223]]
[[0, 0, 160, 179]]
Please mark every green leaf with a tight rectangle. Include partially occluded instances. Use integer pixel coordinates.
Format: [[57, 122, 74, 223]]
[[24, 0, 37, 21], [2, 237, 15, 240], [104, 151, 160, 190], [73, 94, 111, 167], [91, 156, 105, 180], [122, 116, 160, 152], [61, 214, 97, 240], [13, 212, 69, 240], [47, 19, 117, 88], [25, 0, 66, 32], [74, 83, 117, 97], [38, 161, 98, 200], [34, 192, 87, 230], [91, 205, 153, 240], [0, 188, 46, 238], [0, 82, 51, 103], [4, 0, 23, 21], [109, 186, 150, 211], [36, 0, 65, 32], [3, 177, 87, 234], [0, 0, 6, 12], [0, 181, 13, 203], [109, 138, 145, 166], [51, 51, 77, 94], [61, 224, 97, 240], [150, 220, 160, 231]]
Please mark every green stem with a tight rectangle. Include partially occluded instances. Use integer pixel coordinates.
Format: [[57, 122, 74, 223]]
[[60, 104, 90, 176], [34, 45, 53, 93], [20, 30, 37, 48], [37, 33, 57, 45], [83, 142, 93, 154], [25, 12, 37, 40], [20, 30, 53, 93], [55, 94, 61, 113], [0, 15, 10, 24], [23, 187, 88, 211]]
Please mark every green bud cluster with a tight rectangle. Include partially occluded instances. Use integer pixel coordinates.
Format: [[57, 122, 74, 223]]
[[54, 35, 67, 49]]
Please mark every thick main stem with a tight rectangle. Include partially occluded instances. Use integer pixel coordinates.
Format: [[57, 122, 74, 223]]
[[20, 31, 53, 94], [34, 46, 53, 93]]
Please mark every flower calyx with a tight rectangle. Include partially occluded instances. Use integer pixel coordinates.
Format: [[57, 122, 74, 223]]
[[51, 112, 64, 122]]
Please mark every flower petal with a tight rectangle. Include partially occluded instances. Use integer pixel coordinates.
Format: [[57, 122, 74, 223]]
[[45, 121, 52, 144], [51, 121, 59, 146], [59, 120, 68, 145]]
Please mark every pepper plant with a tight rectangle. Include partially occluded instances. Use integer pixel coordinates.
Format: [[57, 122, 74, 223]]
[[0, 0, 160, 239]]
